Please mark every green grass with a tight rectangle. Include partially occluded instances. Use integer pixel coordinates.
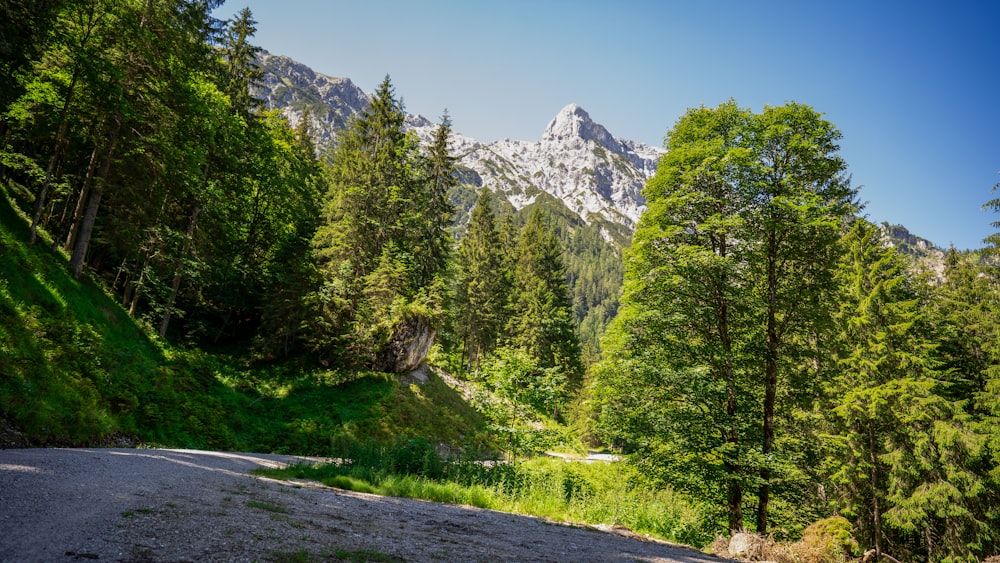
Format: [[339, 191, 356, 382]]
[[258, 443, 715, 548], [1, 178, 712, 547]]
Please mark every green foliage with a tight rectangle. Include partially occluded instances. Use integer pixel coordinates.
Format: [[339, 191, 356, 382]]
[[5, 4, 1000, 556], [506, 209, 583, 384], [1, 179, 489, 451], [454, 189, 509, 370], [307, 78, 451, 368], [801, 516, 860, 560], [824, 219, 993, 561], [592, 100, 858, 535], [0, 0, 325, 354], [478, 347, 569, 418], [261, 451, 715, 548]]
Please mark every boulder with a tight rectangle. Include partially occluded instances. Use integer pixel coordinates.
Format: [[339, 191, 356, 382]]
[[729, 532, 765, 559], [376, 314, 435, 373]]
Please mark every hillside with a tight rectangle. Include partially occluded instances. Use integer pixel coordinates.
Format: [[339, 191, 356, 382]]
[[0, 184, 489, 450]]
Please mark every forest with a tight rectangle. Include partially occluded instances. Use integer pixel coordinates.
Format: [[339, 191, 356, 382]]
[[2, 2, 1000, 562]]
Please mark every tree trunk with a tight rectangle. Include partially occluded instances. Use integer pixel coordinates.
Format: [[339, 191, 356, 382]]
[[720, 298, 743, 532], [71, 117, 120, 279], [30, 134, 65, 244], [63, 143, 100, 251], [709, 233, 744, 534], [159, 204, 200, 338], [868, 422, 883, 559], [725, 458, 743, 534], [757, 232, 779, 534], [30, 62, 83, 244]]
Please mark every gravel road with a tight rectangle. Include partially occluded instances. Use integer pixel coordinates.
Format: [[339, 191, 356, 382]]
[[0, 448, 730, 562]]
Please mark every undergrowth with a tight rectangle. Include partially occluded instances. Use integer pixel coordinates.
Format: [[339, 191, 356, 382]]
[[258, 438, 715, 548]]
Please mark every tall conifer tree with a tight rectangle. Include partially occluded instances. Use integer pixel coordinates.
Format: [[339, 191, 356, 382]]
[[309, 76, 449, 367], [826, 219, 989, 561], [506, 209, 582, 384], [455, 189, 508, 370]]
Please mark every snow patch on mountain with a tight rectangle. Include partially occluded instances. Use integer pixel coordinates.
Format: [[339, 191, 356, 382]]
[[256, 53, 662, 233], [408, 103, 661, 231]]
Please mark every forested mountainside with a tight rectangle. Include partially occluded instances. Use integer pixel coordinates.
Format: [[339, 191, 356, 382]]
[[3, 3, 1000, 561], [255, 51, 655, 356]]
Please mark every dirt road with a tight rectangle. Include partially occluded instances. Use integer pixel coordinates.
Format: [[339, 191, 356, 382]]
[[0, 448, 730, 562]]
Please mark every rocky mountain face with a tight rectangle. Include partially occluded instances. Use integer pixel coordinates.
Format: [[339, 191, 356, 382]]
[[255, 52, 949, 263], [254, 52, 661, 239], [880, 222, 948, 280], [256, 51, 369, 148]]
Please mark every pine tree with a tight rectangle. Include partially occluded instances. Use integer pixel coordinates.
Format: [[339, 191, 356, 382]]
[[506, 208, 583, 385], [219, 7, 263, 116], [309, 76, 449, 367], [933, 249, 997, 402], [416, 111, 457, 288], [826, 219, 990, 561], [455, 189, 509, 370]]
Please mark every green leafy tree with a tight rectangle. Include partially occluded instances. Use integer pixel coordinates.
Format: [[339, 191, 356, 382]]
[[747, 102, 857, 532], [592, 101, 759, 532], [0, 0, 66, 111], [592, 100, 855, 533]]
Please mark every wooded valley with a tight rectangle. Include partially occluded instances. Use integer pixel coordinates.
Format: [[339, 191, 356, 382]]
[[2, 2, 1000, 561]]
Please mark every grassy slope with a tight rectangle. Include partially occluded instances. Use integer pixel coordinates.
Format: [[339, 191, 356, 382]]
[[0, 183, 488, 452]]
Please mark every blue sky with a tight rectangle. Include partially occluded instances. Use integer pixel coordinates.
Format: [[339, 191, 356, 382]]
[[217, 1, 1000, 250]]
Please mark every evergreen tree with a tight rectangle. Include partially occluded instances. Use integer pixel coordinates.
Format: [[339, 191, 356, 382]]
[[294, 107, 316, 157], [455, 189, 509, 370], [309, 76, 448, 367], [825, 219, 990, 562], [933, 249, 997, 402], [219, 7, 263, 116], [417, 111, 457, 288], [0, 0, 66, 112], [506, 208, 583, 385]]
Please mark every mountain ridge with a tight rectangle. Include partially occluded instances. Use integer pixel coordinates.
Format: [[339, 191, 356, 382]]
[[254, 51, 661, 237]]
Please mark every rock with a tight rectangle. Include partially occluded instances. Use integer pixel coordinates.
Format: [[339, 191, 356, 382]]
[[728, 532, 764, 559], [402, 363, 430, 385], [0, 416, 29, 449], [376, 314, 436, 373]]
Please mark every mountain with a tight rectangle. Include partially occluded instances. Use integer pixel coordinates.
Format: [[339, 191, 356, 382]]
[[255, 51, 370, 148], [254, 52, 661, 241], [880, 222, 948, 280]]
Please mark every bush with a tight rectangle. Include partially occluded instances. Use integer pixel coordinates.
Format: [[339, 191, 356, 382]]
[[759, 516, 859, 563], [800, 516, 859, 561]]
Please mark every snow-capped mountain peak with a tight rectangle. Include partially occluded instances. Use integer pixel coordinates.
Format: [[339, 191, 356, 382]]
[[457, 103, 661, 233], [254, 54, 663, 239]]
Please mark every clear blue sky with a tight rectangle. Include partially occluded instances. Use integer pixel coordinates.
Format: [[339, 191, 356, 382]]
[[216, 0, 1000, 250]]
